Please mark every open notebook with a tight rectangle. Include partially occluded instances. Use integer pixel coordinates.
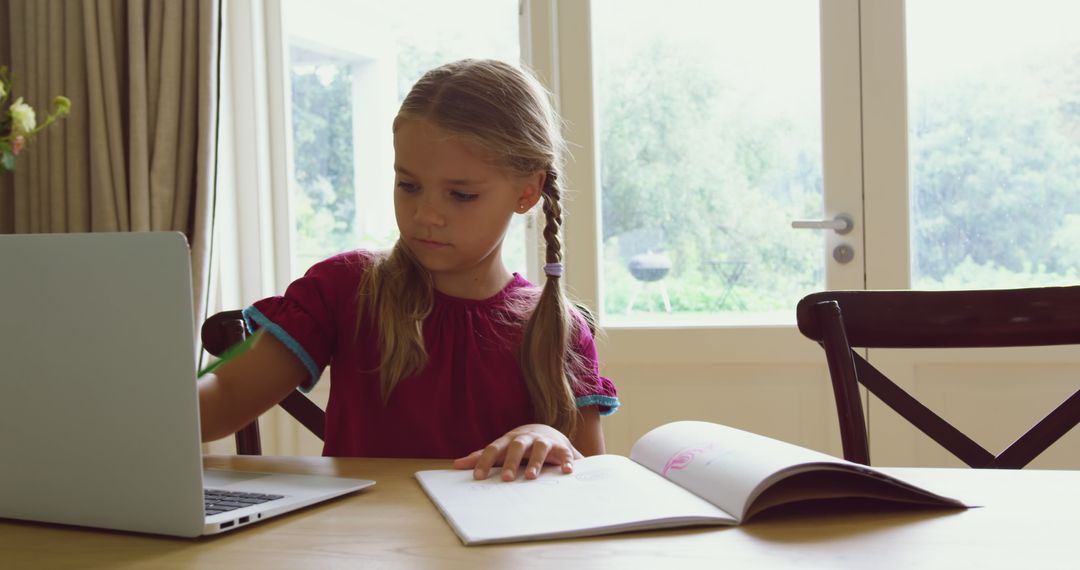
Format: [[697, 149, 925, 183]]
[[0, 232, 373, 537], [417, 421, 969, 545]]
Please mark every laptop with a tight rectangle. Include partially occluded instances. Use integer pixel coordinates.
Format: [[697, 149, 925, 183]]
[[0, 232, 374, 537]]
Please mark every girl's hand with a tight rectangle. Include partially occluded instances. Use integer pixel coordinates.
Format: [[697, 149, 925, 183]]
[[453, 424, 584, 481]]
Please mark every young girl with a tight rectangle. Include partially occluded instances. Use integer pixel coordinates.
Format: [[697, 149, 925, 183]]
[[198, 59, 619, 482]]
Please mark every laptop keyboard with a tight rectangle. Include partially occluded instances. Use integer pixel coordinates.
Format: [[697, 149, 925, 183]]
[[204, 489, 285, 516]]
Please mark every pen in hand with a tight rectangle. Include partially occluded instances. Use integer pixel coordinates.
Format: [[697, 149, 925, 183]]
[[197, 331, 259, 378]]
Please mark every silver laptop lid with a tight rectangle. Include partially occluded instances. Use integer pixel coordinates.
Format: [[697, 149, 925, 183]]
[[0, 232, 205, 536]]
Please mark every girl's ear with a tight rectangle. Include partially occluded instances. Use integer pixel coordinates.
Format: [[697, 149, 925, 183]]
[[516, 171, 545, 213]]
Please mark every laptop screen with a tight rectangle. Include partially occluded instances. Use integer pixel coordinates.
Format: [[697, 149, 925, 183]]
[[0, 232, 206, 536]]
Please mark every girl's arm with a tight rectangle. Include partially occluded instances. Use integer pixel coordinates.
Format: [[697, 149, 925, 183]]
[[571, 405, 605, 456], [453, 406, 606, 481], [197, 331, 308, 442]]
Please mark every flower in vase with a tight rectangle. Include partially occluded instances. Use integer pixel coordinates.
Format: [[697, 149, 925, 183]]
[[1, 66, 71, 175], [9, 97, 37, 135]]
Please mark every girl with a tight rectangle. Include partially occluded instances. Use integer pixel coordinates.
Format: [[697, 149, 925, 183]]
[[197, 59, 619, 482]]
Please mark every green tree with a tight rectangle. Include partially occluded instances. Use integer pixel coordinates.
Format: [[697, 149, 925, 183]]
[[290, 58, 356, 263], [910, 51, 1080, 283], [597, 40, 823, 313]]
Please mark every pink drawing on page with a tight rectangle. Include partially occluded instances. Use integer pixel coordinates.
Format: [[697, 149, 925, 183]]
[[662, 442, 716, 476]]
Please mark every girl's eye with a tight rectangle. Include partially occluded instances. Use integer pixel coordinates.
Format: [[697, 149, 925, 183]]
[[397, 181, 419, 193], [450, 190, 479, 202]]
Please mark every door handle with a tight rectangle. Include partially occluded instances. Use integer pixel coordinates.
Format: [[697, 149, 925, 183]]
[[791, 213, 854, 235]]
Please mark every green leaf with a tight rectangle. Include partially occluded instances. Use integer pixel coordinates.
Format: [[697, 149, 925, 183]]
[[1, 150, 15, 172]]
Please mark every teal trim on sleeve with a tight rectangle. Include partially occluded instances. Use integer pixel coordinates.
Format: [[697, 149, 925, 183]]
[[241, 305, 321, 392], [575, 394, 621, 416], [241, 309, 256, 340]]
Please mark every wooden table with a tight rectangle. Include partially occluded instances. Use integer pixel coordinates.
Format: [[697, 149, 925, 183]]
[[1, 455, 1076, 569]]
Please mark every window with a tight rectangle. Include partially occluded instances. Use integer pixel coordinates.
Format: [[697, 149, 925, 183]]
[[592, 0, 825, 325], [280, 0, 524, 279], [906, 0, 1080, 289], [272, 0, 1080, 318]]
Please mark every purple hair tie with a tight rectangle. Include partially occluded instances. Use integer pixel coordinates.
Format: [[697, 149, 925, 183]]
[[543, 263, 564, 277]]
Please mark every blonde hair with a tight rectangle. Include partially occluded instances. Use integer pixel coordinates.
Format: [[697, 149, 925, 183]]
[[357, 59, 585, 435]]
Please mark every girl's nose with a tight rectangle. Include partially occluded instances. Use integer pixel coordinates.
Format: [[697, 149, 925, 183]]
[[414, 198, 445, 227]]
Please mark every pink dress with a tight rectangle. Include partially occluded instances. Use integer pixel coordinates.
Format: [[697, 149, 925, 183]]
[[243, 250, 619, 458]]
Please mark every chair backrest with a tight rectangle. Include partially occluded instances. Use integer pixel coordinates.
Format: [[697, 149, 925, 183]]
[[201, 311, 326, 455], [796, 287, 1080, 468]]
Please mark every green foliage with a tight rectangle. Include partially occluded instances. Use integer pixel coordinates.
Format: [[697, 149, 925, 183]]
[[1, 143, 14, 171], [914, 256, 1080, 290], [598, 38, 1080, 318], [288, 32, 1080, 318], [290, 60, 357, 263], [910, 62, 1080, 281], [597, 40, 823, 316]]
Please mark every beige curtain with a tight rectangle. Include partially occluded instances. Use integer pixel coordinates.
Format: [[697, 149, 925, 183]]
[[0, 0, 219, 323]]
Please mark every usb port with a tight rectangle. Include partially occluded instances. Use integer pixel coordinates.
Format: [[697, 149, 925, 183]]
[[239, 516, 250, 524], [220, 521, 234, 529]]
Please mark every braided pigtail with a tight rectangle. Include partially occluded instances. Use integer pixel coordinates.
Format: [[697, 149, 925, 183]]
[[520, 170, 579, 435]]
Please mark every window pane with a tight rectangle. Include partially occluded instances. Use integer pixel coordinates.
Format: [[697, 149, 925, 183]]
[[281, 0, 521, 279], [593, 0, 825, 325], [908, 0, 1080, 289]]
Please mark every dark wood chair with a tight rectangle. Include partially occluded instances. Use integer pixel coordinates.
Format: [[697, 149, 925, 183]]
[[200, 310, 326, 455], [796, 287, 1080, 468]]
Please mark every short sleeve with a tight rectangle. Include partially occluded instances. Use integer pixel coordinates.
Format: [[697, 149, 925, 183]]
[[241, 253, 360, 391], [569, 315, 620, 416]]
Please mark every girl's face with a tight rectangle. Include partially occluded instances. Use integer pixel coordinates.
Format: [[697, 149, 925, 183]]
[[393, 119, 541, 296]]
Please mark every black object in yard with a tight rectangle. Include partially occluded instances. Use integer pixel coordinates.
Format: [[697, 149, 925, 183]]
[[628, 252, 672, 282]]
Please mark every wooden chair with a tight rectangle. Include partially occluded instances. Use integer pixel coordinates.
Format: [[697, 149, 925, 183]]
[[200, 311, 326, 455], [796, 287, 1080, 468]]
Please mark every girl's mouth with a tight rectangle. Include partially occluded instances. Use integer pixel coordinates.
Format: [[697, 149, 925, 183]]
[[415, 238, 449, 249]]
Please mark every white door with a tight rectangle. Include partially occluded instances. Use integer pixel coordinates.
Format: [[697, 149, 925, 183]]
[[539, 0, 1080, 467], [860, 0, 1080, 468], [531, 0, 868, 456]]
